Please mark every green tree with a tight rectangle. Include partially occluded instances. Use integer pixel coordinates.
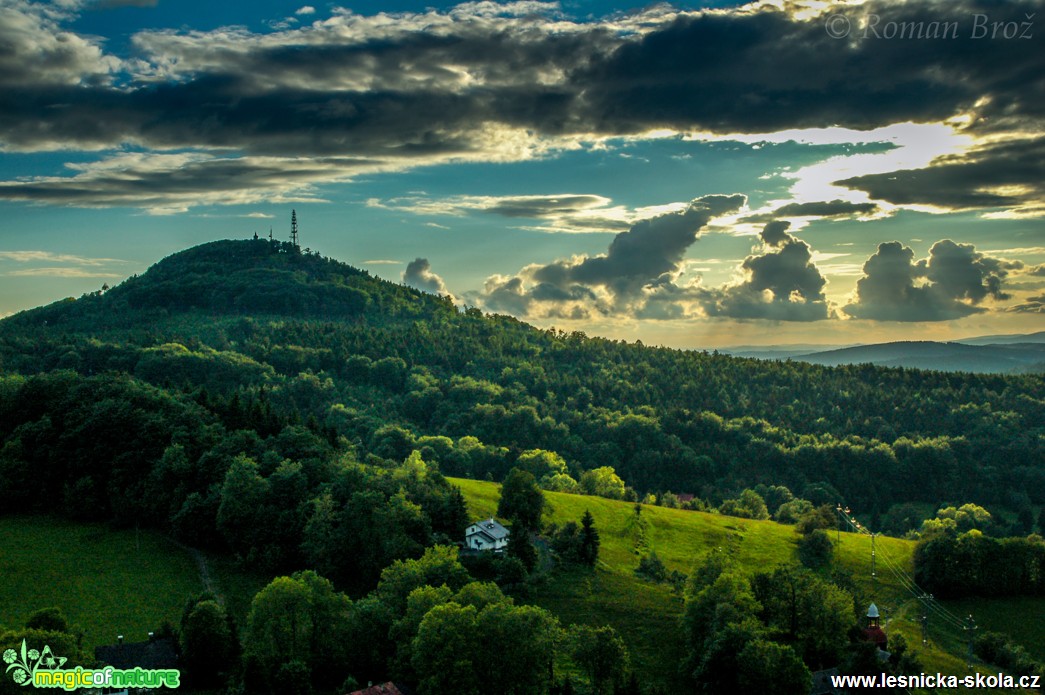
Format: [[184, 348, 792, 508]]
[[774, 498, 814, 524], [569, 625, 629, 695], [751, 567, 855, 668], [736, 639, 810, 695], [477, 603, 561, 694], [753, 484, 794, 516], [410, 599, 561, 695], [683, 570, 761, 656], [797, 528, 834, 569], [579, 511, 600, 567], [388, 585, 455, 682], [180, 598, 235, 686], [795, 504, 837, 534], [376, 545, 471, 612], [541, 472, 580, 493], [216, 454, 269, 558], [411, 603, 481, 695], [515, 449, 568, 479], [719, 489, 770, 520], [689, 618, 763, 693], [507, 524, 538, 572], [919, 503, 993, 538], [497, 468, 545, 532], [636, 552, 668, 582], [243, 571, 352, 694], [579, 466, 626, 500], [24, 608, 69, 634]]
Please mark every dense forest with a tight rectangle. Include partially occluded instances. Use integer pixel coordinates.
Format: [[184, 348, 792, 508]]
[[1, 239, 1042, 692], [1, 239, 1042, 515]]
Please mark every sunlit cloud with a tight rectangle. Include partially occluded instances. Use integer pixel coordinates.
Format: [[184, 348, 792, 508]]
[[5, 267, 122, 278], [0, 250, 125, 265]]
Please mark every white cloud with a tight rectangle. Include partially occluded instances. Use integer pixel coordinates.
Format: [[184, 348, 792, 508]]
[[5, 267, 121, 278], [370, 193, 657, 234], [0, 250, 125, 265]]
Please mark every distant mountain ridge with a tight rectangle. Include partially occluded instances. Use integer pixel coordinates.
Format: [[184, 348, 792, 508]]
[[792, 340, 1045, 374], [722, 332, 1045, 374]]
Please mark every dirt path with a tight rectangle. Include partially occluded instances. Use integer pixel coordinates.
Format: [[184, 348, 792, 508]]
[[167, 537, 222, 604]]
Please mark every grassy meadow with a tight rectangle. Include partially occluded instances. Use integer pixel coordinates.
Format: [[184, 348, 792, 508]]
[[0, 516, 267, 653]]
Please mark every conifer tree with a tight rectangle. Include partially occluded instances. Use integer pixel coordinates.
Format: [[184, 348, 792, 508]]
[[580, 511, 599, 567]]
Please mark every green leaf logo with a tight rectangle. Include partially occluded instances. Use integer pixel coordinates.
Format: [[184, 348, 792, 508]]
[[5, 638, 59, 687]]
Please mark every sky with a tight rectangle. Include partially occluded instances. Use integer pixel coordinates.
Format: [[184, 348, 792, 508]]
[[0, 0, 1042, 348]]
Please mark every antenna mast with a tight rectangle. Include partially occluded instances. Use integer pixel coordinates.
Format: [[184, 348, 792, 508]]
[[291, 209, 299, 247]]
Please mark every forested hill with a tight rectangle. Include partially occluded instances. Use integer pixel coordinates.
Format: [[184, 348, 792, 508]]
[[1, 238, 1042, 515], [3, 239, 458, 329]]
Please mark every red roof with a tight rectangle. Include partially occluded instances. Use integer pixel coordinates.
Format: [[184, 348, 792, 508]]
[[864, 626, 888, 648], [348, 683, 410, 695]]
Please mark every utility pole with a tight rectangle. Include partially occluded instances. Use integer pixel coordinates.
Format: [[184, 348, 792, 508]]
[[965, 615, 977, 669], [871, 532, 877, 597], [918, 596, 930, 646]]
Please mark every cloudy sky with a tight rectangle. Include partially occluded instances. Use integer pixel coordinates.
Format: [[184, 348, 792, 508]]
[[1, 0, 1042, 347]]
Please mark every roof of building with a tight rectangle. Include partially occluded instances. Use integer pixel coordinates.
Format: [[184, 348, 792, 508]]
[[347, 682, 415, 695], [466, 518, 509, 541], [864, 626, 888, 647], [866, 602, 879, 618], [810, 668, 844, 695], [95, 638, 178, 670]]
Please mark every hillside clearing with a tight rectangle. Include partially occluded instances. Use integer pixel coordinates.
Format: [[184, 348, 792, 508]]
[[451, 477, 1043, 692]]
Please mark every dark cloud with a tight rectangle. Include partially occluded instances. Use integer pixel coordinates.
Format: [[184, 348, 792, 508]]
[[843, 240, 1017, 321], [93, 0, 158, 8], [368, 193, 630, 233], [743, 200, 880, 223], [0, 153, 374, 212], [529, 194, 744, 300], [0, 0, 1043, 211], [480, 194, 744, 316], [483, 195, 612, 218], [479, 209, 839, 322], [838, 138, 1045, 212], [481, 276, 533, 316], [759, 220, 793, 247], [579, 0, 1044, 137], [1008, 294, 1045, 313], [697, 222, 833, 321], [403, 257, 449, 295]]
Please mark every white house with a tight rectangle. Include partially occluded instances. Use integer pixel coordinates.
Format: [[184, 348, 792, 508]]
[[465, 518, 510, 551]]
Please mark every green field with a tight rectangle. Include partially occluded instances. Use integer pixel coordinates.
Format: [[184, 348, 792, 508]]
[[0, 516, 267, 653], [451, 477, 1044, 692]]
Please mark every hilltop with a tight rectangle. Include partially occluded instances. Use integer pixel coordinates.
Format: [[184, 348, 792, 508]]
[[3, 239, 456, 331]]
